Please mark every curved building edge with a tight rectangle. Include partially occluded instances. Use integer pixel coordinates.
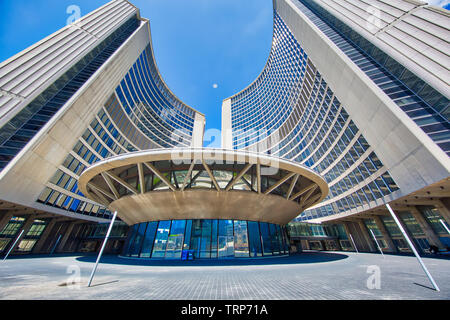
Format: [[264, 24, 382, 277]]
[[222, 0, 450, 225], [0, 0, 205, 224]]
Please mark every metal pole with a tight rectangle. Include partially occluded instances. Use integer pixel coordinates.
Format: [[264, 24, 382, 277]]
[[50, 234, 62, 255], [369, 229, 384, 258], [88, 211, 117, 287], [386, 204, 440, 292], [349, 233, 358, 253], [2, 230, 25, 262], [439, 219, 450, 234]]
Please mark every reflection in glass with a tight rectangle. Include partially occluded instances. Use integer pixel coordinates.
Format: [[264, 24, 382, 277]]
[[191, 171, 212, 189], [200, 220, 212, 258], [260, 222, 272, 256], [213, 171, 233, 189], [124, 219, 288, 259], [151, 220, 171, 258], [130, 223, 147, 257], [124, 224, 139, 256], [248, 221, 262, 257], [190, 220, 202, 258], [211, 220, 218, 258], [165, 220, 186, 259], [234, 220, 249, 257], [218, 220, 234, 258], [153, 173, 171, 191], [140, 221, 158, 258], [183, 220, 192, 250], [269, 223, 280, 255], [277, 225, 286, 254]]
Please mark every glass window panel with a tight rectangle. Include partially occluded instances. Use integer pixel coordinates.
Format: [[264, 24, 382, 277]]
[[218, 220, 234, 258], [211, 220, 218, 258], [165, 220, 186, 259], [418, 206, 448, 235], [140, 222, 158, 258], [213, 171, 233, 189], [16, 240, 37, 252], [269, 223, 280, 255], [276, 225, 286, 254], [248, 221, 263, 257], [364, 218, 382, 237], [129, 223, 147, 257], [200, 220, 212, 259], [0, 239, 11, 252], [183, 220, 192, 250], [259, 222, 272, 256], [0, 217, 25, 236], [381, 216, 402, 237], [234, 220, 249, 257], [190, 220, 202, 258], [151, 221, 171, 258], [191, 171, 212, 189], [399, 212, 425, 237]]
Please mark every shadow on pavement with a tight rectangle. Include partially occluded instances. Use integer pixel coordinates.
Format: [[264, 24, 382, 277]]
[[413, 282, 439, 291], [74, 251, 349, 267], [88, 280, 120, 288]]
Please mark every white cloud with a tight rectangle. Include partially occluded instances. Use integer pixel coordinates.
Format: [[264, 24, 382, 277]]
[[212, 83, 218, 89], [427, 0, 450, 7]]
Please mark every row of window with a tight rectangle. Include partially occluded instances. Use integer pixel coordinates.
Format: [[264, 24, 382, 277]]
[[302, 171, 399, 220], [230, 12, 398, 220], [0, 218, 49, 253], [276, 79, 330, 159], [123, 219, 290, 259], [96, 107, 138, 153], [105, 93, 158, 150], [295, 0, 450, 155], [267, 71, 322, 155], [116, 47, 195, 139], [37, 39, 200, 219], [37, 186, 110, 219], [0, 16, 141, 171], [231, 14, 309, 147], [326, 152, 386, 199]]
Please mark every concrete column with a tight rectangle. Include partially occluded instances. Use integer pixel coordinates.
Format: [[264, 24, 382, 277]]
[[343, 221, 372, 252], [393, 210, 423, 253], [192, 113, 206, 148], [221, 99, 233, 149], [434, 199, 450, 224], [56, 222, 76, 253], [373, 215, 398, 253], [32, 218, 58, 254], [357, 219, 376, 252], [8, 215, 36, 253], [410, 206, 445, 249], [342, 222, 355, 251], [0, 212, 13, 234]]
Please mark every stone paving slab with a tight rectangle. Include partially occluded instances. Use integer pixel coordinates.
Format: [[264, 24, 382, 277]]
[[0, 252, 449, 300]]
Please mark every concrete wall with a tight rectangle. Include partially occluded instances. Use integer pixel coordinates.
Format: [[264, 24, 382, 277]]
[[0, 0, 138, 128], [0, 21, 151, 222], [276, 0, 449, 221]]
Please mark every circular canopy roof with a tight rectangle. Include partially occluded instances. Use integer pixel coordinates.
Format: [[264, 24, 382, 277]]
[[78, 148, 328, 225]]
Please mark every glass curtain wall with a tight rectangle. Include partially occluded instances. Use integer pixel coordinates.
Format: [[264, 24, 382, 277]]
[[123, 219, 289, 259]]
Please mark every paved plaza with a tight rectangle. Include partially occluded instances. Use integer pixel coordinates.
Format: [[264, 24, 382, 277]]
[[0, 251, 449, 300]]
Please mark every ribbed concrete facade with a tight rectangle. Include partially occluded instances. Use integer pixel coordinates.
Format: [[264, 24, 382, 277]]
[[0, 0, 205, 224], [222, 0, 449, 224], [0, 0, 449, 257]]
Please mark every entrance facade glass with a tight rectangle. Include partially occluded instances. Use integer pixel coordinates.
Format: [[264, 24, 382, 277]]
[[123, 219, 289, 259]]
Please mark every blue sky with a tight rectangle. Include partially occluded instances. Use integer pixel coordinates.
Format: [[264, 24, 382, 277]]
[[0, 1, 448, 146], [0, 0, 273, 147]]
